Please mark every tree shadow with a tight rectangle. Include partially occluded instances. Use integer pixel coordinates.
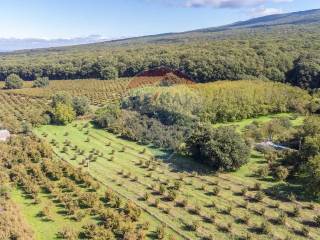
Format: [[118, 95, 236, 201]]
[[265, 179, 318, 202], [160, 152, 217, 175]]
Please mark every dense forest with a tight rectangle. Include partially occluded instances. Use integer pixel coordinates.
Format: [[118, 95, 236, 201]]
[[1, 24, 320, 89]]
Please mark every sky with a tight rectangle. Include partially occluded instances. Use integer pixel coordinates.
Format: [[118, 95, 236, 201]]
[[0, 0, 320, 39]]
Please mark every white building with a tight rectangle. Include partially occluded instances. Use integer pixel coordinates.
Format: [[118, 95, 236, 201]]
[[0, 130, 10, 142]]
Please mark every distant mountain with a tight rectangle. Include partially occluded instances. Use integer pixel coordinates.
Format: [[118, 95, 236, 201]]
[[92, 8, 320, 46], [2, 8, 320, 53], [193, 8, 320, 32], [0, 35, 113, 52]]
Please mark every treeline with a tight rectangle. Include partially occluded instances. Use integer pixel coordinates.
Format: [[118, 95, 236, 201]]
[[123, 80, 312, 124], [0, 29, 320, 89]]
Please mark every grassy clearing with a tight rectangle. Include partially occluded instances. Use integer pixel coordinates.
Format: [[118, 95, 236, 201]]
[[213, 113, 305, 131], [31, 119, 320, 240]]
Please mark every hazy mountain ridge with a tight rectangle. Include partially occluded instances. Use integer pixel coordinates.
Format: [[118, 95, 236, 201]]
[[0, 35, 117, 52], [93, 8, 320, 46], [1, 8, 320, 52], [194, 8, 320, 32]]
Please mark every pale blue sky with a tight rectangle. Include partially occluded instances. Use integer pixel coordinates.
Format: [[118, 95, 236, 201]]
[[0, 0, 319, 39]]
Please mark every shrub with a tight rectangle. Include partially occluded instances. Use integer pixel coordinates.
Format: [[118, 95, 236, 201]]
[[40, 204, 53, 221], [189, 221, 200, 231], [62, 146, 68, 153], [163, 207, 171, 215], [288, 193, 296, 202], [190, 204, 201, 215], [200, 184, 207, 191], [173, 181, 182, 190], [143, 192, 150, 201], [159, 184, 166, 195], [74, 211, 85, 222], [167, 190, 178, 201], [180, 199, 188, 208], [292, 205, 301, 217], [274, 202, 280, 209], [245, 233, 253, 240], [301, 226, 310, 237], [259, 208, 266, 216], [253, 182, 262, 190], [274, 166, 289, 181], [240, 187, 248, 196], [142, 221, 150, 231], [242, 214, 250, 225], [224, 206, 232, 215], [58, 226, 78, 240], [154, 198, 160, 208], [155, 225, 165, 239], [212, 186, 220, 196], [277, 210, 287, 225], [124, 201, 141, 221], [208, 213, 216, 223], [33, 77, 49, 88], [314, 215, 320, 226], [218, 223, 232, 233], [256, 166, 269, 178], [308, 203, 315, 210], [241, 201, 249, 209], [4, 74, 23, 89], [254, 191, 265, 202], [260, 221, 271, 234]]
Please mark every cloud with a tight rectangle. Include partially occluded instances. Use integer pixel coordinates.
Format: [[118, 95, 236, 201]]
[[185, 0, 263, 8], [183, 0, 292, 8], [249, 6, 284, 17]]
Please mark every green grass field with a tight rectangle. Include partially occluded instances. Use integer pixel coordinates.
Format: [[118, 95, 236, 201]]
[[213, 113, 305, 131], [27, 118, 320, 240]]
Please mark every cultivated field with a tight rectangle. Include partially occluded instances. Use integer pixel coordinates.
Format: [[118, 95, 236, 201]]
[[0, 79, 130, 105], [0, 76, 192, 106], [0, 92, 49, 132], [34, 120, 320, 240]]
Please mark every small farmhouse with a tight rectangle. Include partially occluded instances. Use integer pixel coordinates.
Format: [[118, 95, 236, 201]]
[[0, 130, 10, 142]]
